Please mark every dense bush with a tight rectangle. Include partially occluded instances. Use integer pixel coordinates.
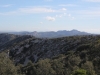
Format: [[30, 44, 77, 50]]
[[71, 69, 87, 75], [0, 52, 18, 75]]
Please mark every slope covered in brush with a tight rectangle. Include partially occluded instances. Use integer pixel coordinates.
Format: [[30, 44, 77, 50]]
[[1, 35, 100, 75]]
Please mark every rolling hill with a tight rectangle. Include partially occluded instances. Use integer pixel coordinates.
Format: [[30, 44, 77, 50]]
[[0, 33, 100, 75]]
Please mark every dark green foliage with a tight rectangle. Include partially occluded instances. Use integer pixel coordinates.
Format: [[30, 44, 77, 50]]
[[77, 44, 91, 51], [1, 35, 100, 75], [0, 52, 25, 75], [0, 52, 18, 75]]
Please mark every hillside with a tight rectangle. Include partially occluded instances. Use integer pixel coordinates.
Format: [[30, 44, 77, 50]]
[[0, 34, 33, 51], [0, 34, 100, 75], [0, 33, 19, 47], [4, 35, 95, 65]]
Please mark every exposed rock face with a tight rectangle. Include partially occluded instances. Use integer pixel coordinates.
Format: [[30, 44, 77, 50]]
[[5, 35, 97, 65]]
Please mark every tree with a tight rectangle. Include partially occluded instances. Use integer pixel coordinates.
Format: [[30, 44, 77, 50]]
[[0, 52, 18, 75], [35, 59, 56, 75], [81, 61, 96, 75], [71, 69, 87, 75]]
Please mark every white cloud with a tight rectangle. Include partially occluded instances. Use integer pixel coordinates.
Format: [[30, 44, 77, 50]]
[[19, 7, 55, 13], [78, 10, 100, 17], [55, 13, 75, 20], [63, 13, 67, 15], [56, 14, 61, 17], [59, 4, 77, 7], [40, 22, 43, 24], [71, 17, 75, 20], [56, 13, 67, 18], [0, 6, 68, 16], [83, 0, 100, 2], [59, 15, 63, 18], [68, 14, 71, 17], [62, 8, 67, 11], [0, 7, 56, 15], [46, 16, 55, 21], [66, 13, 75, 20]]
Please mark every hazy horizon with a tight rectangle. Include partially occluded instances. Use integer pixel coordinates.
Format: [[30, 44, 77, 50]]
[[0, 0, 100, 34], [0, 29, 100, 34]]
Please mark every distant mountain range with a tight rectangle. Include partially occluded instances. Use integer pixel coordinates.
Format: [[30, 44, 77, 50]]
[[5, 29, 91, 38]]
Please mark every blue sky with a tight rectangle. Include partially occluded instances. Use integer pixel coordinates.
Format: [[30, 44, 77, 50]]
[[0, 0, 100, 33]]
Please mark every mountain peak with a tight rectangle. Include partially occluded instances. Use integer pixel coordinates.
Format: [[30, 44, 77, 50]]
[[71, 29, 79, 32], [4, 30, 90, 38]]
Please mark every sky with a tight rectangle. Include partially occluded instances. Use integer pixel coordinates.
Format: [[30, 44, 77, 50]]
[[0, 0, 100, 33]]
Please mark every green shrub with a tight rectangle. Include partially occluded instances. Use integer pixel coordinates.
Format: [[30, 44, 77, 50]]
[[71, 69, 87, 75]]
